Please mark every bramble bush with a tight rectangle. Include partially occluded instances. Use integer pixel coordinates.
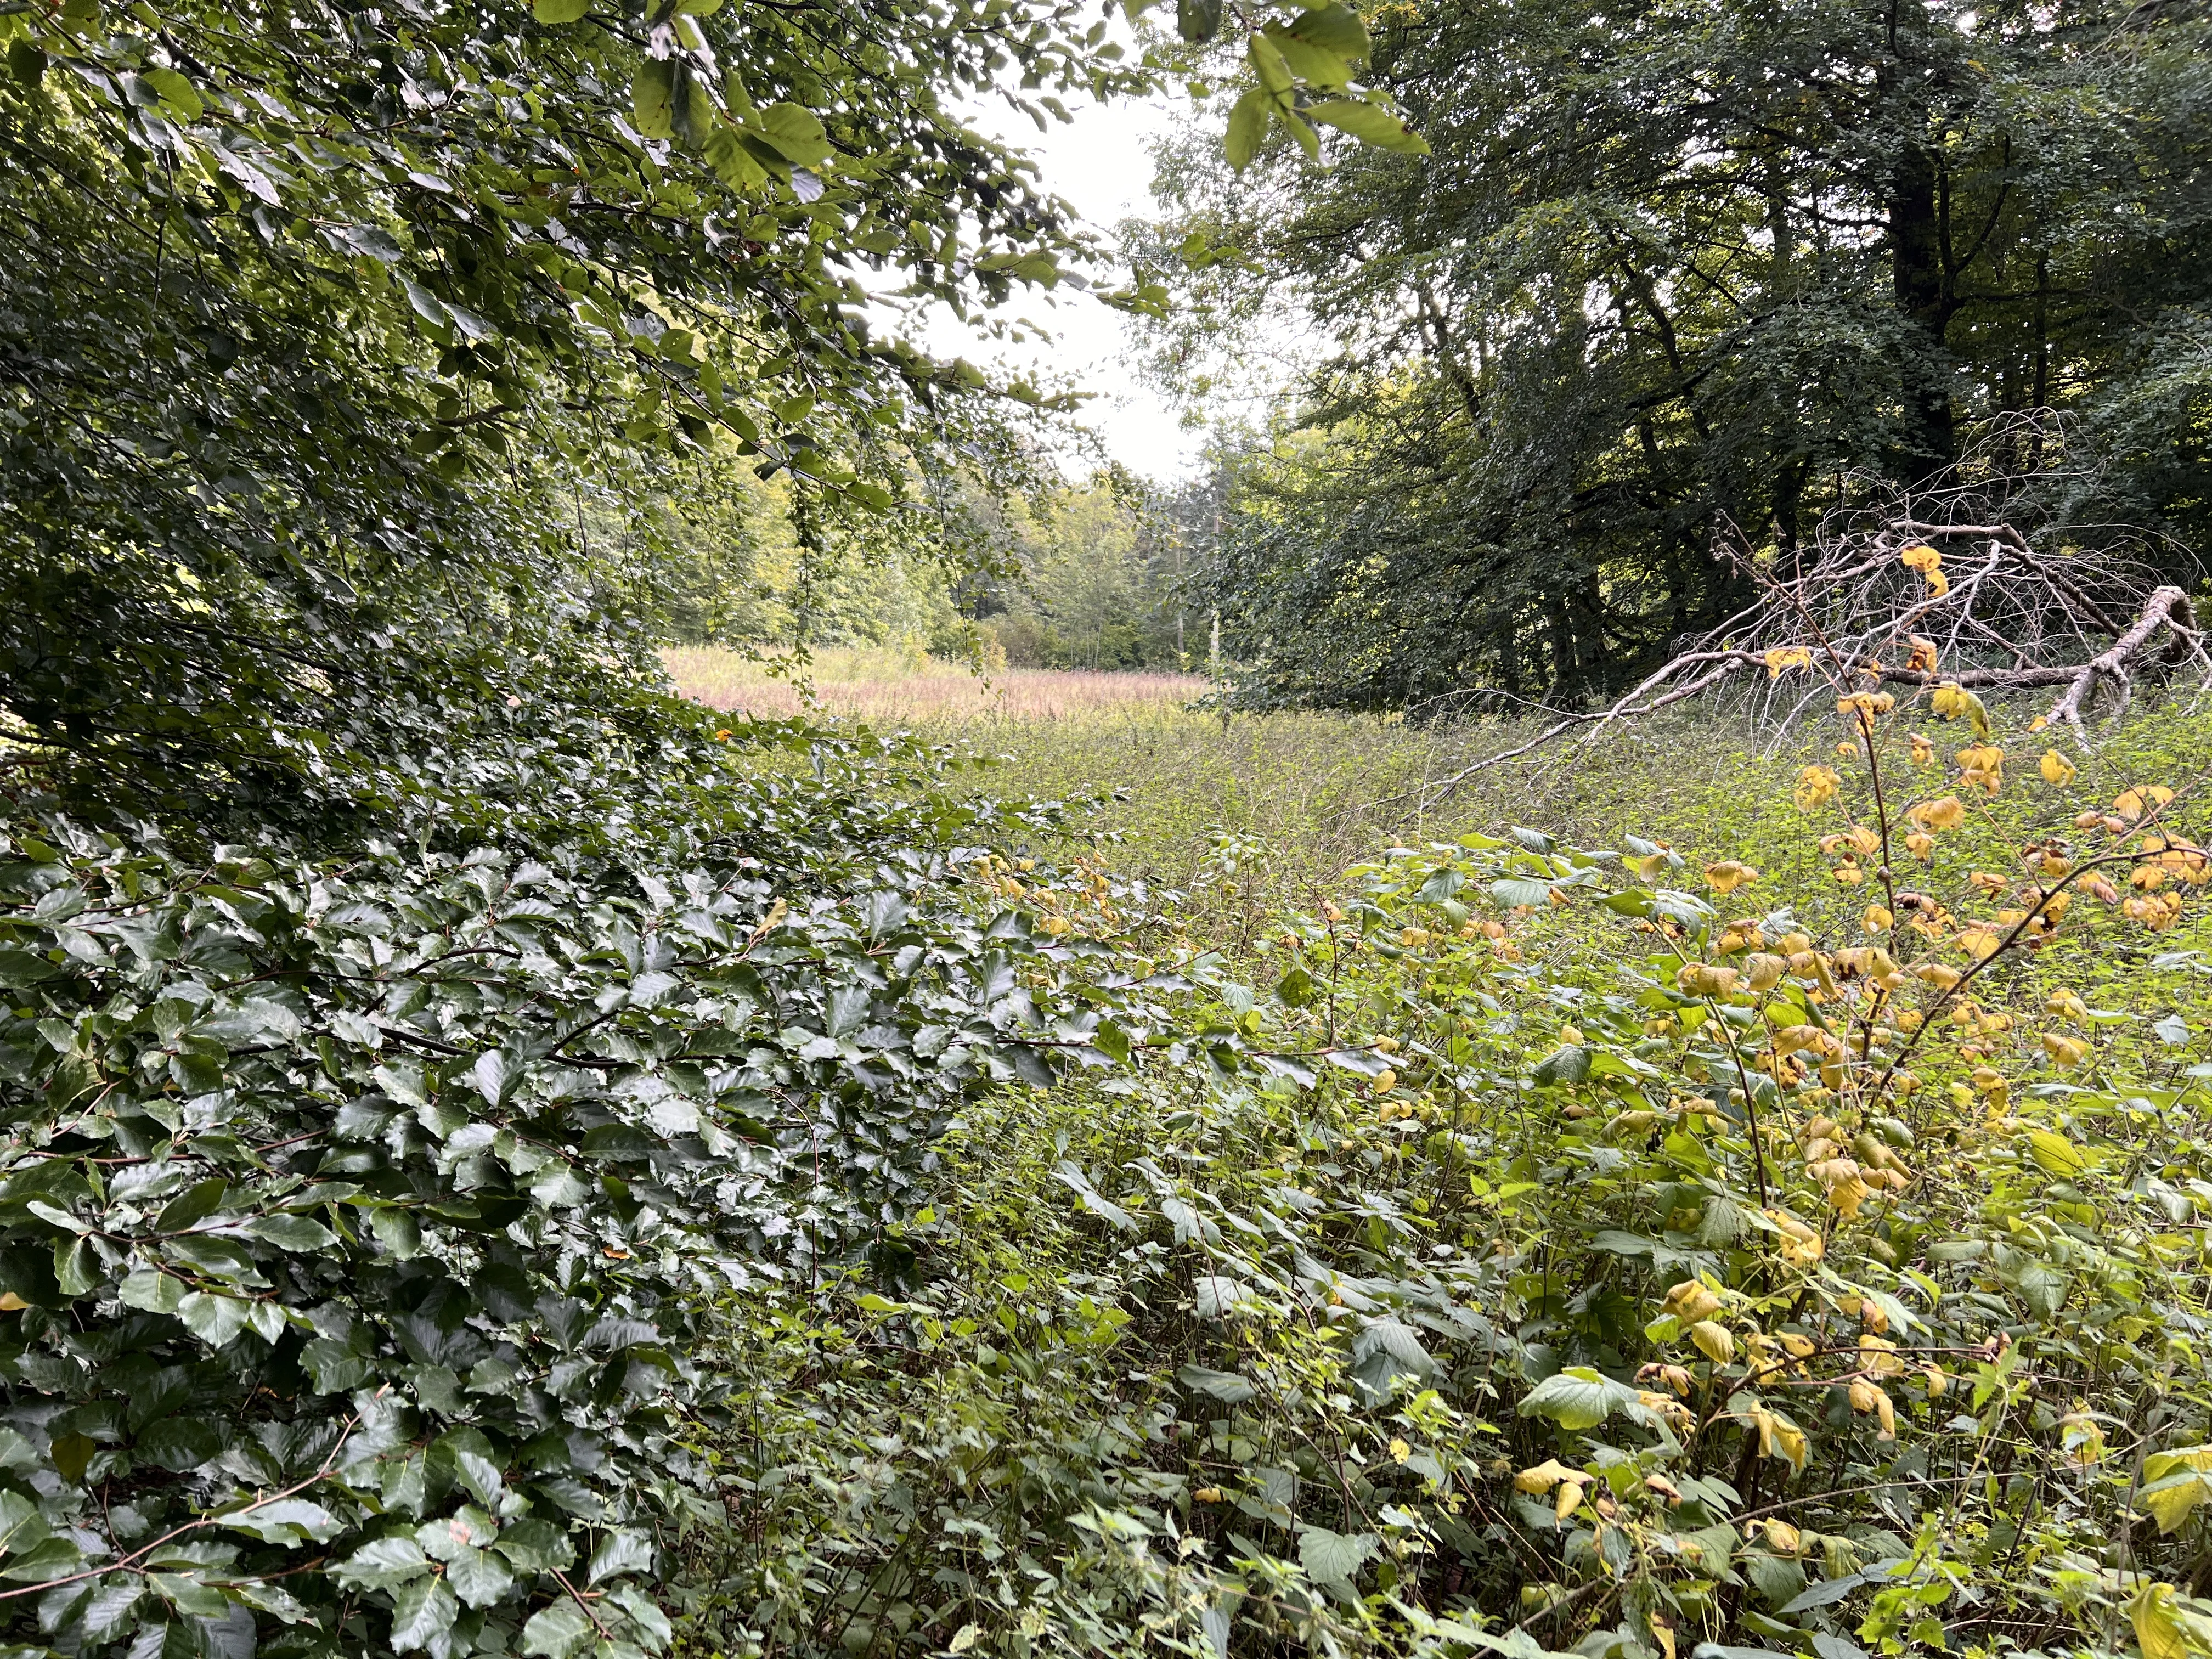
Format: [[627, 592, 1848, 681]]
[[7, 542, 2212, 1659], [668, 648, 2212, 1659]]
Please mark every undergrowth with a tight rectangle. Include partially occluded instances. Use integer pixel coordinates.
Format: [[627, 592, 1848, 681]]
[[672, 689, 2212, 1659]]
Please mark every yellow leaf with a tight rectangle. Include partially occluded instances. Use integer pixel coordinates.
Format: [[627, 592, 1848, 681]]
[[2132, 1584, 2190, 1659], [2040, 749, 2078, 786], [1514, 1458, 1577, 1494], [1910, 795, 1966, 832], [1663, 1279, 1723, 1322], [1748, 1407, 1809, 1471], [1689, 1320, 1736, 1363], [2041, 1032, 2087, 1068], [1555, 1480, 1585, 1521], [2142, 1478, 2209, 1536], [1704, 861, 1758, 895], [1795, 765, 1842, 810], [2027, 1128, 2091, 1178], [1675, 963, 1741, 997], [1957, 926, 2002, 961]]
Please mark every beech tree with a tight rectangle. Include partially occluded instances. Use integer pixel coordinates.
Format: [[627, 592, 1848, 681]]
[[1143, 0, 2212, 709]]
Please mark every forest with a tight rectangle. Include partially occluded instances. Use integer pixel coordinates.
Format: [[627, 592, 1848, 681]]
[[3, 3, 2211, 1659]]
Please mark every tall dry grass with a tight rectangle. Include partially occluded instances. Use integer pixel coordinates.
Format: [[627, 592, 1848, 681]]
[[664, 646, 1207, 725], [664, 646, 2212, 947]]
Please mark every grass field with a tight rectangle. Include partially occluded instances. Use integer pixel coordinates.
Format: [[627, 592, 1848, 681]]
[[664, 646, 1209, 724], [665, 647, 1866, 924], [668, 647, 2212, 940]]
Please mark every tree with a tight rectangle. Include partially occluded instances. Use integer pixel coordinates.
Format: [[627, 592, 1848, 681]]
[[0, 0, 1135, 836], [0, 7, 1442, 1651], [1141, 0, 2212, 710]]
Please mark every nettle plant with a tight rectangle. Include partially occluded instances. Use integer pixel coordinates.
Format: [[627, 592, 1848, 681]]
[[0, 776, 1178, 1658]]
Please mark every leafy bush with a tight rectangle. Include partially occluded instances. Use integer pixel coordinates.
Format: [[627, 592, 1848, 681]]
[[0, 724, 1181, 1657], [670, 692, 2212, 1659]]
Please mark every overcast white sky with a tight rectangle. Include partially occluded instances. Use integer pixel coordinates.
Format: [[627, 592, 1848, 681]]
[[907, 90, 1209, 482]]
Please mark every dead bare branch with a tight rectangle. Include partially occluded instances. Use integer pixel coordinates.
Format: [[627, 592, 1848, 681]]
[[1396, 418, 2207, 817]]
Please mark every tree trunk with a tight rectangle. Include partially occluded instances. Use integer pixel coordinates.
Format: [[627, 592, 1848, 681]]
[[1889, 139, 1956, 478]]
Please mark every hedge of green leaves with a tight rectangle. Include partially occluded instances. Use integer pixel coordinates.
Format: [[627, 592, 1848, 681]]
[[0, 729, 1182, 1656]]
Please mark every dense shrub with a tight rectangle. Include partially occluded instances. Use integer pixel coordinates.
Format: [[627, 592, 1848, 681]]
[[0, 724, 1179, 1657], [671, 699, 2212, 1659]]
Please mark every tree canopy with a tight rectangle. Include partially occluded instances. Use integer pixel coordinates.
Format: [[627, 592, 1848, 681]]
[[1144, 0, 2212, 710]]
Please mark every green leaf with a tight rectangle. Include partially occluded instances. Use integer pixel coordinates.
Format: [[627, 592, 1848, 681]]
[[134, 1417, 223, 1472], [177, 1291, 250, 1347], [586, 1528, 655, 1585], [389, 1574, 459, 1652], [1246, 31, 1294, 96], [220, 1498, 342, 1544], [335, 1534, 432, 1590], [446, 1544, 515, 1607], [1175, 0, 1222, 43], [1297, 1525, 1378, 1587], [1491, 876, 1553, 909], [1262, 27, 1350, 90], [0, 1491, 50, 1556], [1517, 1366, 1640, 1431], [754, 103, 832, 166], [139, 66, 204, 121], [1090, 1018, 1132, 1063], [1176, 1363, 1256, 1403], [371, 1208, 423, 1259], [705, 126, 770, 190], [119, 1268, 186, 1314], [244, 1212, 338, 1250], [1275, 964, 1318, 1007], [673, 64, 717, 148], [153, 1177, 229, 1234], [1531, 1045, 1590, 1086], [522, 1600, 597, 1658], [634, 60, 678, 140], [436, 1427, 506, 1507], [49, 1432, 94, 1483], [53, 1235, 100, 1297], [495, 1519, 578, 1573], [1285, 1, 1369, 58], [533, 0, 590, 19]]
